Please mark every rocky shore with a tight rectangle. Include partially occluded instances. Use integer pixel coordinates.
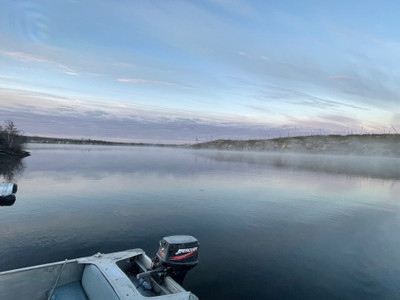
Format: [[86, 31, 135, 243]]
[[0, 150, 30, 162], [191, 134, 400, 157]]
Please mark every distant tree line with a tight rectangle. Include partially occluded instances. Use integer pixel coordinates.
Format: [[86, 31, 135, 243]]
[[0, 120, 27, 153]]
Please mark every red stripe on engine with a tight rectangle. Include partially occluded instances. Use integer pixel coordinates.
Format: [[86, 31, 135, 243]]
[[170, 251, 197, 260], [158, 250, 165, 257]]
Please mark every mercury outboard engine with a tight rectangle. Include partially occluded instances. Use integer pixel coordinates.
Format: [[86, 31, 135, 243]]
[[152, 235, 199, 285]]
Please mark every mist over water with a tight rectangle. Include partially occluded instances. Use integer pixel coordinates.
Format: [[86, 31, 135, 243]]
[[1, 144, 400, 299], [196, 150, 400, 180]]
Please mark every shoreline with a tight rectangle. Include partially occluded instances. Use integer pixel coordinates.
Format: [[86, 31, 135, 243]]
[[191, 134, 400, 157], [0, 150, 30, 162], [24, 135, 181, 148], [13, 133, 400, 158]]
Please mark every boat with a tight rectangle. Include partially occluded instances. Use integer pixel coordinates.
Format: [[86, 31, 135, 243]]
[[0, 235, 200, 300], [0, 182, 18, 205]]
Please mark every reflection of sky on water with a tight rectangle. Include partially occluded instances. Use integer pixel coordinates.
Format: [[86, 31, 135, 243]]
[[1, 145, 400, 299]]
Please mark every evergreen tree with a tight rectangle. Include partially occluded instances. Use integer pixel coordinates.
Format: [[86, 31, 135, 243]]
[[0, 121, 25, 152]]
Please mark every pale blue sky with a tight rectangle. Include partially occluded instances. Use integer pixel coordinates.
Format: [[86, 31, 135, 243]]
[[0, 0, 399, 143]]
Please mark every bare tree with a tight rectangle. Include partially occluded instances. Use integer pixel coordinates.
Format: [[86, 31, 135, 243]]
[[6, 121, 18, 149]]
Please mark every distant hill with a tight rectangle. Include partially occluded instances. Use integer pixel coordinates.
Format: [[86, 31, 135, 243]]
[[191, 134, 400, 157], [21, 134, 400, 157]]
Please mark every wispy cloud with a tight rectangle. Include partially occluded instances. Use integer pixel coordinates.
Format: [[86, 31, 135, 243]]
[[64, 71, 79, 76], [254, 84, 368, 111], [58, 64, 80, 76], [0, 50, 51, 63], [0, 49, 82, 77], [329, 75, 351, 81], [117, 78, 197, 89], [320, 114, 359, 125], [237, 51, 270, 61], [118, 78, 174, 86]]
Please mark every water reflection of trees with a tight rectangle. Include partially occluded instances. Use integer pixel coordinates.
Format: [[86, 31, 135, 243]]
[[0, 158, 26, 182]]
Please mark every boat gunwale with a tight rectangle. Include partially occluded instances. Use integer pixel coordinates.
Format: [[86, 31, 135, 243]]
[[0, 248, 199, 299], [0, 259, 79, 276]]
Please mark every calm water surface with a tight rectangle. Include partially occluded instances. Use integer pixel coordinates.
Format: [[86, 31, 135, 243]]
[[1, 144, 400, 299]]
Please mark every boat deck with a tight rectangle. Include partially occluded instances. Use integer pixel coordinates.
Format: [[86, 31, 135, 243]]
[[0, 249, 198, 300]]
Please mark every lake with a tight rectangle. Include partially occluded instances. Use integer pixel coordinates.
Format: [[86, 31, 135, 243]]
[[1, 144, 400, 299]]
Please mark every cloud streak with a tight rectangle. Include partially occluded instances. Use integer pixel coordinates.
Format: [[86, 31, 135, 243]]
[[251, 83, 368, 111], [0, 49, 82, 78], [1, 88, 393, 144], [117, 78, 195, 89], [329, 75, 351, 81], [0, 50, 51, 63]]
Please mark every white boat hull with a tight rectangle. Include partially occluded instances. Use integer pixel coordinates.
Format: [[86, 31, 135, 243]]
[[0, 249, 198, 300]]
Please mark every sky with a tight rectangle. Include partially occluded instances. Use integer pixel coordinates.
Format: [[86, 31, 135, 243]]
[[0, 0, 399, 143]]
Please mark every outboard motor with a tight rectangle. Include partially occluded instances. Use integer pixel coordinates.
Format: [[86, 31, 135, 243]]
[[152, 235, 199, 285]]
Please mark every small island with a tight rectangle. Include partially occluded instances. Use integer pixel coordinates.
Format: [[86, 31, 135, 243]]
[[0, 121, 30, 161]]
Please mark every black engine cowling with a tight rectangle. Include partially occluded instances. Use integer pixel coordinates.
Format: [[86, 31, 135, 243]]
[[152, 235, 199, 285]]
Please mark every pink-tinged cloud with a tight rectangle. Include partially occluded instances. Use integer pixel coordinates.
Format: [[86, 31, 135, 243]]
[[0, 50, 51, 63]]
